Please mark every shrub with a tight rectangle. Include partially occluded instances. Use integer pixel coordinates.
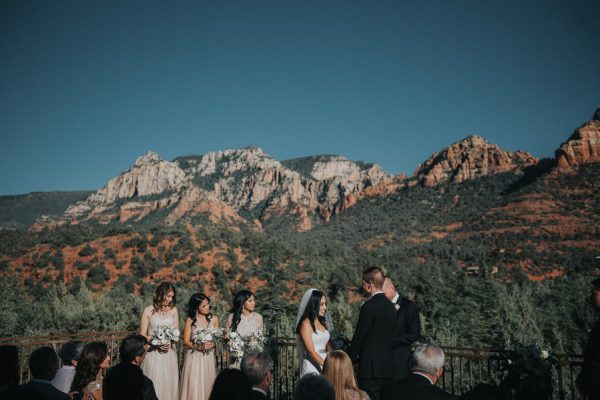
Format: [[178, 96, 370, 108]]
[[78, 245, 97, 257]]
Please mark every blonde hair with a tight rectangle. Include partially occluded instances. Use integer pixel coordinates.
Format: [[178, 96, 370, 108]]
[[322, 350, 360, 400]]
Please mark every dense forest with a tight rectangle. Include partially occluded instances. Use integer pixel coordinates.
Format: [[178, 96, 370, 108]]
[[1, 163, 599, 356]]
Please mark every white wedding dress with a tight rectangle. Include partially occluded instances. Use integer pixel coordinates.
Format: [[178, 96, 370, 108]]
[[299, 328, 330, 377]]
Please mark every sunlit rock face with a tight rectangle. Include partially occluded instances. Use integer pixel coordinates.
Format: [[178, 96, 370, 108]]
[[58, 146, 389, 231], [414, 135, 538, 187], [555, 108, 600, 169]]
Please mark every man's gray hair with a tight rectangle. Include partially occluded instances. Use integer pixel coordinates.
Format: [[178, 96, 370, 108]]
[[241, 351, 273, 385], [413, 343, 445, 375]]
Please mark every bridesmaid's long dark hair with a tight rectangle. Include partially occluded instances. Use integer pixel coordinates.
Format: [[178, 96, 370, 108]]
[[70, 342, 108, 394], [296, 289, 327, 333], [186, 293, 212, 327], [153, 281, 176, 312], [229, 289, 253, 333]]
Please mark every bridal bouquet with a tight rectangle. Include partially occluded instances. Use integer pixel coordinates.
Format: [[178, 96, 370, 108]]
[[192, 327, 224, 352], [151, 325, 180, 346]]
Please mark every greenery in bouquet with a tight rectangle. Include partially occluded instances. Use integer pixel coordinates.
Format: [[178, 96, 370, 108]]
[[228, 330, 266, 365], [192, 327, 224, 353], [151, 325, 180, 346], [243, 330, 265, 352], [228, 331, 245, 364]]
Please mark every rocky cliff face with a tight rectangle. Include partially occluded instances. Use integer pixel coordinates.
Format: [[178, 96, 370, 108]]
[[555, 108, 600, 169], [57, 146, 389, 231], [414, 135, 538, 187], [64, 151, 189, 220]]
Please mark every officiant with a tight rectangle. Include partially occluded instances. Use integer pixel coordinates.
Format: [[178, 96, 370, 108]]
[[383, 277, 422, 380]]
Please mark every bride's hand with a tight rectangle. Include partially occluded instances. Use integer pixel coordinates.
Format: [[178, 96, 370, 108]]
[[159, 344, 171, 353]]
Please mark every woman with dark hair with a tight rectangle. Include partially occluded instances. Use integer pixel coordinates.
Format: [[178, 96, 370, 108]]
[[70, 342, 110, 400], [180, 293, 220, 400], [296, 288, 334, 377], [139, 281, 179, 400], [226, 289, 263, 368]]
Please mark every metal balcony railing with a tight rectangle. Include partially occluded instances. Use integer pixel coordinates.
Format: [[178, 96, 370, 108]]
[[0, 332, 585, 400]]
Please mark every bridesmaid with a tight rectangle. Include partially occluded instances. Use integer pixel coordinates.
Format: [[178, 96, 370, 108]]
[[140, 282, 179, 400], [180, 293, 220, 400], [226, 289, 264, 368]]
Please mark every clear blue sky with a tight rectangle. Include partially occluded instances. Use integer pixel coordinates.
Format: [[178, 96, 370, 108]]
[[1, 0, 599, 195]]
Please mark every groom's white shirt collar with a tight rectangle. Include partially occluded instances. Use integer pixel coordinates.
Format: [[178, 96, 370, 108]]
[[371, 290, 384, 297], [252, 387, 267, 396], [391, 293, 400, 304]]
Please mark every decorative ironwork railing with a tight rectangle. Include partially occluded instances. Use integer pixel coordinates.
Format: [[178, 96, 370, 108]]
[[0, 332, 585, 399]]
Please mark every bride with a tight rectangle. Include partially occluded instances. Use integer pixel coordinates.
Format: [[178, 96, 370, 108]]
[[296, 288, 334, 377]]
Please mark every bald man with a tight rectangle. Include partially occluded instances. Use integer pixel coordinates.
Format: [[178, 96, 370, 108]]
[[383, 277, 422, 380]]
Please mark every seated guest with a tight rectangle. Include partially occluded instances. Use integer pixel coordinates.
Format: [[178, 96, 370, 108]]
[[294, 373, 335, 400], [208, 368, 252, 400], [70, 342, 110, 400], [241, 351, 273, 399], [381, 343, 456, 400], [5, 346, 70, 400], [51, 341, 84, 394], [323, 350, 369, 400], [103, 334, 157, 400], [0, 345, 20, 395]]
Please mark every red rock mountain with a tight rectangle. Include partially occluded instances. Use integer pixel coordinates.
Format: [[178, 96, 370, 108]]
[[413, 135, 538, 187], [555, 108, 600, 169], [30, 107, 600, 231]]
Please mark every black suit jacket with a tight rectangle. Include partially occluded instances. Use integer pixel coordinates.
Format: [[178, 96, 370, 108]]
[[348, 293, 397, 379], [391, 296, 421, 379], [249, 388, 268, 400], [4, 379, 71, 400], [103, 362, 158, 400], [381, 373, 456, 400], [581, 317, 600, 399]]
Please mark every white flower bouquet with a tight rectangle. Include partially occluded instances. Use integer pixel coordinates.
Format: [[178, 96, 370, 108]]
[[228, 331, 245, 363], [243, 330, 265, 352], [192, 327, 224, 352], [151, 325, 180, 347]]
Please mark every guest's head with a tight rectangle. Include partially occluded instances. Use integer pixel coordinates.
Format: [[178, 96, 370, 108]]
[[322, 350, 360, 400], [28, 346, 59, 381], [209, 368, 252, 400], [153, 281, 176, 311], [241, 351, 273, 392], [362, 266, 385, 293], [296, 289, 327, 333], [119, 334, 148, 366], [382, 277, 398, 301], [413, 343, 445, 383], [70, 342, 110, 393], [294, 373, 335, 400], [58, 341, 85, 367], [0, 345, 20, 387], [186, 293, 212, 326], [230, 289, 255, 332]]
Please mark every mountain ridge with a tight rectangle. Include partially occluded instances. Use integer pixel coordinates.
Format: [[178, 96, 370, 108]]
[[3, 107, 599, 233]]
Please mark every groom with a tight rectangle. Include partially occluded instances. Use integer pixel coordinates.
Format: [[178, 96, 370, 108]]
[[348, 267, 397, 400]]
